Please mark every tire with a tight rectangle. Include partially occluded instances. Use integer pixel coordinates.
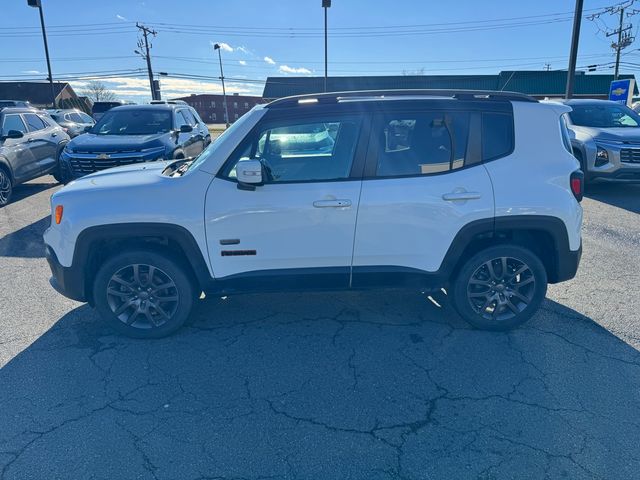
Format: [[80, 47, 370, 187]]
[[52, 155, 69, 184], [451, 245, 548, 331], [0, 166, 13, 207], [93, 249, 196, 338]]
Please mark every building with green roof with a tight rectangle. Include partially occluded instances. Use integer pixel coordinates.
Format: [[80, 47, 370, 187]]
[[262, 71, 637, 100]]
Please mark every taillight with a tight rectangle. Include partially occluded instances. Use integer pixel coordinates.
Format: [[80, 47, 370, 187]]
[[570, 170, 584, 202], [54, 205, 63, 224]]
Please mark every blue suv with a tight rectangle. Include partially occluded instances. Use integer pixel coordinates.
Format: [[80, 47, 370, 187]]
[[60, 104, 210, 179]]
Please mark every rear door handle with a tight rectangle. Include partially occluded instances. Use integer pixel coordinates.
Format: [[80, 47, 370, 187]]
[[442, 192, 481, 201], [313, 199, 352, 208], [27, 138, 35, 143], [51, 132, 57, 137]]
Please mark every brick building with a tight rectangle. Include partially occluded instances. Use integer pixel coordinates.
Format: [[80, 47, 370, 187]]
[[172, 93, 264, 123]]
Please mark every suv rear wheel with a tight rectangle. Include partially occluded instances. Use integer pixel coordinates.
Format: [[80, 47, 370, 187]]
[[0, 166, 13, 207], [93, 249, 195, 338], [451, 245, 547, 331]]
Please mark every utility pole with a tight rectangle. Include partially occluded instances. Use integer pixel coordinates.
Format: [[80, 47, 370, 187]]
[[588, 1, 637, 81], [322, 0, 331, 92], [566, 0, 584, 99], [213, 44, 229, 127], [135, 23, 159, 100], [27, 0, 55, 107], [613, 6, 628, 79]]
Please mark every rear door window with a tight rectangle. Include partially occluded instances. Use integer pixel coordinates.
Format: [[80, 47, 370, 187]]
[[374, 112, 470, 177], [482, 112, 514, 161], [23, 113, 48, 132], [66, 112, 84, 123]]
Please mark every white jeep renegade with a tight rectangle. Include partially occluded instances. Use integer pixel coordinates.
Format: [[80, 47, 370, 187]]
[[44, 90, 583, 338]]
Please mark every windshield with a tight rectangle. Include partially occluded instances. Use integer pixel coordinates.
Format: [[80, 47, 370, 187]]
[[569, 103, 640, 128], [92, 109, 172, 136]]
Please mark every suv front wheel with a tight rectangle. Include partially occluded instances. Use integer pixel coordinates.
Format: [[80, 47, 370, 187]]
[[0, 167, 12, 207], [451, 245, 548, 331], [93, 249, 195, 338]]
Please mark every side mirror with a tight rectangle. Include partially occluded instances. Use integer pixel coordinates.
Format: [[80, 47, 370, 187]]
[[2, 130, 24, 140], [84, 125, 92, 132], [236, 159, 263, 189], [179, 124, 193, 133]]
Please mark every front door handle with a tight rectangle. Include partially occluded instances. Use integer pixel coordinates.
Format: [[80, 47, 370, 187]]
[[51, 132, 57, 137], [313, 199, 352, 208], [442, 191, 481, 201]]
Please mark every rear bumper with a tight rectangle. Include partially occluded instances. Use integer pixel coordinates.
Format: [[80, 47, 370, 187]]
[[45, 244, 86, 302], [552, 242, 582, 283]]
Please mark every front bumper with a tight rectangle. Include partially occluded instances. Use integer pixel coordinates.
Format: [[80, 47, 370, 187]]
[[588, 143, 640, 182], [45, 244, 86, 302]]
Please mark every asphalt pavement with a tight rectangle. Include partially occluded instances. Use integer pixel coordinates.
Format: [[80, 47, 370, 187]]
[[0, 176, 639, 480]]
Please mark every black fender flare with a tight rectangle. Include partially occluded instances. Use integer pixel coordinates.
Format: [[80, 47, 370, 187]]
[[72, 223, 212, 300]]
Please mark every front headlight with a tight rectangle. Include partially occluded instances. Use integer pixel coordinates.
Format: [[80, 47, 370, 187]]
[[595, 146, 609, 167], [63, 144, 74, 154]]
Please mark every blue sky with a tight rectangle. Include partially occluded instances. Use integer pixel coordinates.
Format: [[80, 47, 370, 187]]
[[1, 0, 638, 101]]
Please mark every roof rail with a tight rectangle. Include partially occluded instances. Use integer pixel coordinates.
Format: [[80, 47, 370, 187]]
[[267, 89, 538, 108]]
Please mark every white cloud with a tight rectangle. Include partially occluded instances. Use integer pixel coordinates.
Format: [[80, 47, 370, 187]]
[[115, 14, 128, 21], [238, 60, 247, 66], [264, 56, 276, 65], [236, 46, 251, 55], [279, 65, 312, 75], [212, 42, 233, 52], [70, 76, 261, 102], [21, 70, 41, 74]]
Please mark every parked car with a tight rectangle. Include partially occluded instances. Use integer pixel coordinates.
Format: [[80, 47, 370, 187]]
[[46, 109, 95, 138], [0, 107, 70, 206], [59, 104, 211, 180], [91, 100, 134, 121], [560, 99, 640, 182], [0, 100, 32, 109], [44, 90, 583, 338]]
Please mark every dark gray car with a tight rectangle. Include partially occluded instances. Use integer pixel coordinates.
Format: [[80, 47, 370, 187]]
[[560, 99, 640, 182], [0, 107, 70, 206], [46, 109, 95, 138]]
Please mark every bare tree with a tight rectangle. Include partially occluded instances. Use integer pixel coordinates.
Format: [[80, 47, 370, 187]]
[[82, 81, 117, 102]]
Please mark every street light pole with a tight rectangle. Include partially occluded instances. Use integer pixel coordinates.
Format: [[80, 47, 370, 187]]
[[214, 44, 230, 128], [565, 0, 584, 99], [322, 0, 331, 92], [27, 0, 55, 107]]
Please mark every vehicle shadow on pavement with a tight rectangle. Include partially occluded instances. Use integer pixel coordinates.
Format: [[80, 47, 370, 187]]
[[0, 216, 50, 258], [585, 182, 640, 214], [10, 180, 58, 204], [1, 292, 639, 479]]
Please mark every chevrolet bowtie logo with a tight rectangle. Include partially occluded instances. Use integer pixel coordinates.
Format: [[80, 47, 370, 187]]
[[96, 153, 110, 160], [612, 87, 627, 96]]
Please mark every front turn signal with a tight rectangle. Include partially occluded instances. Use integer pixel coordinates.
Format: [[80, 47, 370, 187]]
[[55, 205, 63, 224]]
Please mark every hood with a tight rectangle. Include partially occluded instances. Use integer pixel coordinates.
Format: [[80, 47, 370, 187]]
[[68, 132, 169, 152], [59, 160, 172, 193], [571, 125, 640, 143]]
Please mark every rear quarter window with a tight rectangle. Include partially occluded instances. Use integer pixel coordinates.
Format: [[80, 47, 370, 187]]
[[482, 112, 514, 161]]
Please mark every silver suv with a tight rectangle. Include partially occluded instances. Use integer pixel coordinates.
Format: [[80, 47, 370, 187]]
[[561, 99, 640, 182]]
